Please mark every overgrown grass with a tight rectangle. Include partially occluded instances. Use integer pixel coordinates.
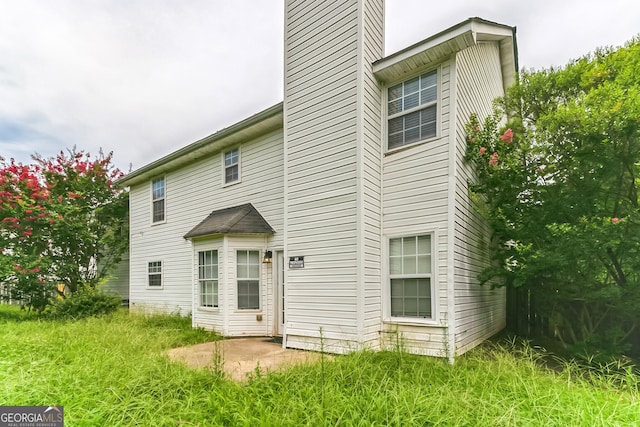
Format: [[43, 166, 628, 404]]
[[1, 304, 638, 426]]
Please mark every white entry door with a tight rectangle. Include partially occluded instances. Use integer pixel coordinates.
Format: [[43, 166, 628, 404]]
[[275, 251, 285, 335]]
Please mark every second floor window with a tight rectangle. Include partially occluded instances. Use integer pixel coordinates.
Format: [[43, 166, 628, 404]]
[[151, 177, 165, 223], [387, 70, 437, 150], [224, 149, 240, 184]]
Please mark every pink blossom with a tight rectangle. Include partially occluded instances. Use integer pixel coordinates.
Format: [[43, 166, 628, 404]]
[[500, 128, 514, 143], [611, 217, 620, 224], [479, 147, 487, 155], [489, 152, 499, 166]]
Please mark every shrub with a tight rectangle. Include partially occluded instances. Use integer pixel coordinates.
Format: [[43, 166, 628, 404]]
[[47, 284, 121, 319]]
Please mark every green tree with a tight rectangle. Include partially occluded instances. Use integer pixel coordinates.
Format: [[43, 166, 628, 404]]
[[465, 38, 640, 355], [0, 149, 128, 310]]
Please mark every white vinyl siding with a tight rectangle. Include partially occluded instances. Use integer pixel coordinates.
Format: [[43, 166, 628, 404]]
[[223, 148, 240, 184], [198, 250, 218, 308], [453, 42, 507, 355], [148, 261, 162, 287], [284, 0, 384, 353], [128, 128, 283, 315], [127, 2, 513, 358], [236, 250, 260, 310], [102, 251, 129, 301], [387, 70, 438, 150], [381, 60, 452, 356], [360, 0, 384, 348], [151, 177, 165, 223]]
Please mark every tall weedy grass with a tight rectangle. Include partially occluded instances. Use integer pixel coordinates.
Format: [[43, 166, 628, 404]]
[[1, 304, 638, 426]]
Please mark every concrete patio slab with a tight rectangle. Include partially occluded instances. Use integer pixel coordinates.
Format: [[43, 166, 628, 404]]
[[166, 337, 327, 382]]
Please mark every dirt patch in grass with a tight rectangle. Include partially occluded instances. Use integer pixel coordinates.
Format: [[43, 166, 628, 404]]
[[167, 337, 329, 381]]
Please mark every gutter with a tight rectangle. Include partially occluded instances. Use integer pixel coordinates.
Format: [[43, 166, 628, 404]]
[[119, 102, 283, 186]]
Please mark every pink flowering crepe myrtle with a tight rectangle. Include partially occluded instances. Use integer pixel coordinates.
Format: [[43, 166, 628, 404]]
[[500, 128, 514, 143], [489, 152, 499, 166]]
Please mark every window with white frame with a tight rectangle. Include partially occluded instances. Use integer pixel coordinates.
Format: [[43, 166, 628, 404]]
[[148, 261, 162, 287], [224, 148, 240, 184], [387, 70, 437, 150], [151, 177, 165, 222], [198, 250, 218, 308], [236, 250, 259, 309], [389, 235, 432, 318]]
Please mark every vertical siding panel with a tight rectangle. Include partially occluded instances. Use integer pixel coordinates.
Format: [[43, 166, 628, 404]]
[[454, 42, 507, 354], [381, 60, 452, 356], [359, 0, 384, 347], [284, 0, 384, 353]]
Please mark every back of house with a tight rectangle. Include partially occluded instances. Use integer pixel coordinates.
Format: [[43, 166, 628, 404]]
[[119, 0, 517, 360]]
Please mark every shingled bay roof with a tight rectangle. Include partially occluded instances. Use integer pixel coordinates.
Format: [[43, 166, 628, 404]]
[[184, 203, 275, 239]]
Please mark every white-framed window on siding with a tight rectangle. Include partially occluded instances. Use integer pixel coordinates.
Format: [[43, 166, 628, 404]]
[[151, 177, 165, 223], [236, 250, 260, 310], [198, 250, 218, 308], [223, 148, 240, 185], [148, 261, 163, 288], [387, 69, 438, 150], [389, 235, 433, 319]]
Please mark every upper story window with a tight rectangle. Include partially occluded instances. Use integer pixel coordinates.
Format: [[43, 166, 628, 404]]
[[151, 177, 165, 223], [389, 234, 433, 319], [387, 70, 437, 150], [224, 148, 240, 184]]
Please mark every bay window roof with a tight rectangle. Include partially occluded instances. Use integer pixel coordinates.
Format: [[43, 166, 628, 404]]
[[184, 203, 275, 239]]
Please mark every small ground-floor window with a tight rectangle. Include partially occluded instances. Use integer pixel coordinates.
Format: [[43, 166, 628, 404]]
[[198, 250, 218, 307], [148, 261, 162, 287], [389, 235, 432, 318], [237, 250, 260, 309]]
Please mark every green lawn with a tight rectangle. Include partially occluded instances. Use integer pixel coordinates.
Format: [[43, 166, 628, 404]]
[[1, 304, 637, 426]]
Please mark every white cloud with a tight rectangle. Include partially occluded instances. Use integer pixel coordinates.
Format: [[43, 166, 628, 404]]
[[0, 0, 638, 171]]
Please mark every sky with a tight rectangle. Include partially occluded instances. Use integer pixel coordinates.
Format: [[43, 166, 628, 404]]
[[1, 0, 638, 173]]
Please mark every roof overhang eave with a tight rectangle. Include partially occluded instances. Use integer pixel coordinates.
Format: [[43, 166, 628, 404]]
[[373, 18, 517, 89], [119, 103, 283, 187]]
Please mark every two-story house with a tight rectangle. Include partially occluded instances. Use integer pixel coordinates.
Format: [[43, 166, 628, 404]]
[[118, 0, 517, 361]]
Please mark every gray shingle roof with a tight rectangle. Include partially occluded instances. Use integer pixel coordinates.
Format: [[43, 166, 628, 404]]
[[184, 203, 275, 239]]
